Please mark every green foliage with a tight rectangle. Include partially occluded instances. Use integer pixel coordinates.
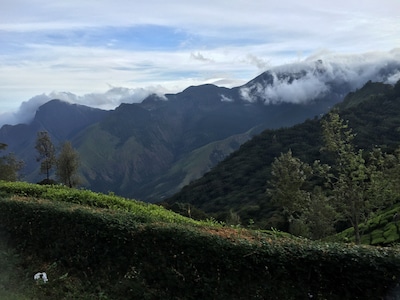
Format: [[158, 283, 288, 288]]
[[265, 111, 400, 243], [0, 153, 24, 182], [0, 181, 199, 225], [267, 150, 315, 236], [266, 151, 338, 239], [333, 203, 400, 246], [339, 81, 392, 110], [166, 118, 324, 227], [0, 143, 24, 182], [303, 187, 337, 240], [320, 112, 374, 244], [56, 141, 80, 187], [267, 150, 311, 215], [35, 131, 56, 180], [367, 148, 400, 207], [1, 187, 400, 299]]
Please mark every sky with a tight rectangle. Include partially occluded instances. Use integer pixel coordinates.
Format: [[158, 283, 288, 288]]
[[0, 0, 399, 125]]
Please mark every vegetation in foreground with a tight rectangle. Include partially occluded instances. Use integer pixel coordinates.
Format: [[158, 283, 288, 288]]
[[1, 182, 400, 299]]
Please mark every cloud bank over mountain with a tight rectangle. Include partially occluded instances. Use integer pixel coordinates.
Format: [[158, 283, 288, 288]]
[[239, 49, 400, 104], [0, 86, 167, 126], [1, 50, 400, 127]]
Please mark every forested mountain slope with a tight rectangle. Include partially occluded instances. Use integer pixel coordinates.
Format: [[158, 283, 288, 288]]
[[164, 81, 400, 227]]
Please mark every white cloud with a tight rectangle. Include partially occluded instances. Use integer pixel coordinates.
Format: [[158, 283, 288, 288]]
[[239, 49, 400, 104], [0, 86, 169, 126], [68, 86, 169, 109], [387, 72, 400, 85], [1, 49, 400, 127], [0, 94, 51, 126], [264, 73, 329, 104], [0, 0, 399, 118], [220, 94, 234, 103], [190, 52, 214, 63]]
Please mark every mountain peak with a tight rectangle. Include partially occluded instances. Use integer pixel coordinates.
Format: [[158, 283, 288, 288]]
[[140, 94, 167, 110], [238, 58, 400, 105], [33, 99, 108, 139]]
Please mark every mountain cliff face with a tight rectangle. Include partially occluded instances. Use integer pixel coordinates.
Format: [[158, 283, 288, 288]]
[[1, 59, 400, 201]]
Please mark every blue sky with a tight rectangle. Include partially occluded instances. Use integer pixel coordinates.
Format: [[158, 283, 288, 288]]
[[0, 0, 399, 124]]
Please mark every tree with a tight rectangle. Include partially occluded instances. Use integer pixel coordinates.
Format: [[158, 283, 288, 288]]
[[321, 112, 375, 244], [303, 186, 337, 240], [266, 112, 400, 241], [267, 149, 312, 236], [35, 131, 56, 180], [0, 143, 24, 181], [267, 150, 337, 238], [368, 147, 400, 206], [56, 141, 80, 187]]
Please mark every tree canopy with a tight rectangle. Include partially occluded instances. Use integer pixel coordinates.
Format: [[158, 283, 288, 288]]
[[267, 112, 400, 243], [56, 141, 80, 188], [35, 131, 56, 180], [0, 143, 24, 181]]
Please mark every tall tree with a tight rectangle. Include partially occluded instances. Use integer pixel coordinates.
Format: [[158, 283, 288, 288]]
[[35, 131, 56, 180], [362, 147, 400, 214], [321, 112, 373, 244], [303, 187, 337, 240], [56, 141, 80, 188], [0, 143, 24, 181], [267, 149, 312, 236], [267, 150, 336, 238]]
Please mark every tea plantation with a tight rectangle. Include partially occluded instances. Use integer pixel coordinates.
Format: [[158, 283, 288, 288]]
[[1, 181, 400, 299]]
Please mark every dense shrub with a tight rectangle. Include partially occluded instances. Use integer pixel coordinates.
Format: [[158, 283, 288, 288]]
[[0, 181, 198, 225], [1, 182, 400, 299]]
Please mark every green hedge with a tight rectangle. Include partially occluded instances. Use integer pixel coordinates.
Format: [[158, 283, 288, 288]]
[[1, 194, 400, 299], [0, 181, 199, 225]]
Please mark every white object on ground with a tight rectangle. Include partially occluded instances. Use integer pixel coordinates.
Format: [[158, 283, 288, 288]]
[[34, 272, 48, 283]]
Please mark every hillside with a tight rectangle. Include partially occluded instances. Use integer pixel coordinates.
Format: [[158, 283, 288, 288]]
[[1, 181, 400, 299], [2, 58, 400, 201], [164, 80, 400, 228], [74, 81, 342, 201]]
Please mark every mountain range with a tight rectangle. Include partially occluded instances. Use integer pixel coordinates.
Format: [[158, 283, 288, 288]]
[[1, 58, 400, 202]]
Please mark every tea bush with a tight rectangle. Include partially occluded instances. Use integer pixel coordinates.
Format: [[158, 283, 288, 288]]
[[1, 181, 400, 299], [0, 181, 199, 225]]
